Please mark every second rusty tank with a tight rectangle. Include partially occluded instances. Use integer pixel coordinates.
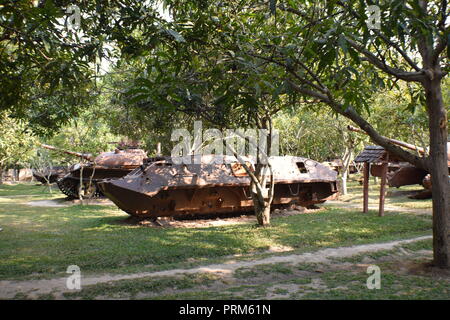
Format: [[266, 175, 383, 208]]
[[39, 144, 147, 199], [348, 126, 450, 198], [97, 155, 338, 219]]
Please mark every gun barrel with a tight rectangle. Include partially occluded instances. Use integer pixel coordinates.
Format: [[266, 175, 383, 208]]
[[347, 125, 426, 154], [39, 144, 93, 161]]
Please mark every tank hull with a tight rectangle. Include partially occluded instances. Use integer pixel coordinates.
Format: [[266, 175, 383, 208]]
[[386, 166, 428, 188], [99, 181, 337, 218], [369, 163, 428, 188], [98, 155, 338, 218]]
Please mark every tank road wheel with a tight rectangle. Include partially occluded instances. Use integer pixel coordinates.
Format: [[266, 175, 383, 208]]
[[78, 181, 102, 199], [56, 177, 79, 199]]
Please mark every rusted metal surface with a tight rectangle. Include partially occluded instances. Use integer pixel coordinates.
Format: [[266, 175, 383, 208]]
[[422, 174, 432, 190], [369, 163, 400, 177], [92, 149, 147, 168], [98, 155, 339, 218], [38, 144, 147, 198], [386, 165, 429, 188]]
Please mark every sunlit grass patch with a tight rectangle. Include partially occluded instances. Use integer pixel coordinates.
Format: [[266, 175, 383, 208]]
[[0, 183, 59, 197]]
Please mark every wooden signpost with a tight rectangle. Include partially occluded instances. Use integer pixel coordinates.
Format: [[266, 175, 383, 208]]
[[356, 146, 391, 217]]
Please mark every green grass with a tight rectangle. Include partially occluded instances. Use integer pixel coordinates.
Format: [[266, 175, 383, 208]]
[[126, 256, 449, 300], [2, 183, 445, 300], [0, 184, 432, 281], [0, 182, 59, 197], [63, 273, 220, 300], [297, 269, 449, 300], [126, 242, 446, 300]]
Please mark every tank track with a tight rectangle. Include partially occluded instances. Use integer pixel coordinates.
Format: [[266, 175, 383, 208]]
[[56, 175, 103, 199]]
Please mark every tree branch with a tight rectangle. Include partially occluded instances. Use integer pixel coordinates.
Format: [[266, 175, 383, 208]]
[[346, 38, 426, 82], [288, 81, 429, 171], [431, 27, 449, 66], [336, 0, 422, 72], [249, 52, 327, 93]]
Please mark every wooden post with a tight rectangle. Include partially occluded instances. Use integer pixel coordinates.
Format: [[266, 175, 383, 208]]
[[378, 159, 389, 217], [363, 162, 370, 213]]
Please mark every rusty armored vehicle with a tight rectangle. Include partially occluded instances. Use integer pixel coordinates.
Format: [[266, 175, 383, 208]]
[[97, 155, 338, 219], [39, 144, 147, 199], [348, 126, 450, 198]]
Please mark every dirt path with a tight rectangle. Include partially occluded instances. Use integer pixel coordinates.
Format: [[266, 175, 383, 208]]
[[0, 235, 431, 299], [25, 200, 70, 207], [325, 200, 432, 215], [0, 194, 45, 198]]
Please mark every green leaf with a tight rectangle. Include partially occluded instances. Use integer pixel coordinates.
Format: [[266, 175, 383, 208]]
[[347, 47, 360, 64], [318, 48, 335, 70], [272, 83, 284, 101], [165, 29, 185, 43], [42, 38, 51, 53], [337, 34, 348, 53], [128, 94, 149, 104], [135, 78, 153, 89], [254, 83, 261, 97]]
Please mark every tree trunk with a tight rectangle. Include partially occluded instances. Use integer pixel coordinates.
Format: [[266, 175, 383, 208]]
[[424, 75, 449, 268], [0, 167, 3, 185], [251, 114, 274, 227], [254, 198, 271, 226], [340, 146, 353, 196], [250, 172, 272, 227], [341, 173, 348, 195]]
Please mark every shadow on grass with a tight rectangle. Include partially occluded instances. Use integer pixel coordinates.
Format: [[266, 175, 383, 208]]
[[0, 190, 433, 281]]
